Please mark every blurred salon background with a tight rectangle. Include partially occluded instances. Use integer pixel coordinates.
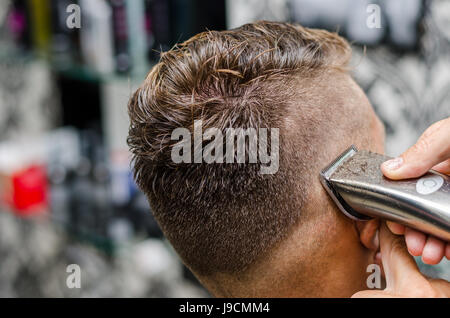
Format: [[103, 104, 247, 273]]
[[0, 0, 448, 297]]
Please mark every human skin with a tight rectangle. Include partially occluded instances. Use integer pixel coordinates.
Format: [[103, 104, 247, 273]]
[[353, 223, 450, 298]]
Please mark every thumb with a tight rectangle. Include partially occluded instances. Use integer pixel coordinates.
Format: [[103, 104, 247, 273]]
[[381, 118, 450, 180], [379, 222, 426, 294]]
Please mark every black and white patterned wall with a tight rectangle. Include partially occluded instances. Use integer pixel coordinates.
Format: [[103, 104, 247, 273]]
[[352, 0, 450, 156]]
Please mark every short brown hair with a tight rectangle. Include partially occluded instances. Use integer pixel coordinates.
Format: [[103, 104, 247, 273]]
[[127, 21, 351, 276]]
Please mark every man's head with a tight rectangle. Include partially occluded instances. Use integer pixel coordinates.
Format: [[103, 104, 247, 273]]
[[128, 21, 385, 297]]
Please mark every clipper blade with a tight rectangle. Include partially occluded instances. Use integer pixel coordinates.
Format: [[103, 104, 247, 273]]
[[320, 145, 371, 221]]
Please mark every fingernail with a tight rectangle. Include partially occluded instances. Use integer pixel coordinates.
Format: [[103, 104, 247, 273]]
[[383, 157, 403, 171]]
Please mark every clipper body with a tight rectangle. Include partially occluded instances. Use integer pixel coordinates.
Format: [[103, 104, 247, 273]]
[[320, 146, 450, 241]]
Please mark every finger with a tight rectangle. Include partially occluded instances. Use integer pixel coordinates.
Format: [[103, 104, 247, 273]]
[[379, 222, 424, 292], [386, 221, 405, 235], [381, 117, 450, 180], [404, 227, 427, 257], [432, 159, 450, 175], [422, 236, 445, 265], [446, 244, 450, 260], [351, 290, 398, 298]]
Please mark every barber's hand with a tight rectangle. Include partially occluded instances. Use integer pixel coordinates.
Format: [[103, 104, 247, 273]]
[[380, 117, 450, 265], [352, 223, 450, 298]]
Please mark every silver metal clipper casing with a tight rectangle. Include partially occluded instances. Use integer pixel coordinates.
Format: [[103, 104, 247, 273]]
[[320, 145, 450, 241]]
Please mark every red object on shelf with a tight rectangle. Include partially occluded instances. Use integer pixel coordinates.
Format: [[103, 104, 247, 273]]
[[11, 165, 48, 216]]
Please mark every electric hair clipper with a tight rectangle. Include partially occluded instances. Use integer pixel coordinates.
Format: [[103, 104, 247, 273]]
[[320, 145, 450, 241]]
